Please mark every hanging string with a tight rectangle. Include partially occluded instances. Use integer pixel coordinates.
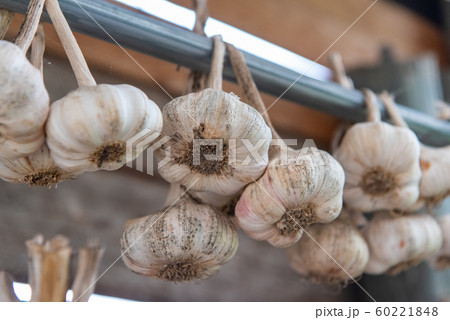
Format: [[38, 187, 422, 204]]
[[184, 0, 209, 94]]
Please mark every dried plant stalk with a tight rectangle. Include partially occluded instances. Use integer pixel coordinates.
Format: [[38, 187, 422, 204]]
[[30, 23, 45, 73], [0, 8, 14, 40], [0, 271, 19, 302], [71, 239, 104, 302], [26, 234, 72, 302], [14, 0, 45, 52]]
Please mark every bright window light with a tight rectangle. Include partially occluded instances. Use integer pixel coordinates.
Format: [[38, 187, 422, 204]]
[[13, 282, 132, 302], [115, 0, 331, 81]]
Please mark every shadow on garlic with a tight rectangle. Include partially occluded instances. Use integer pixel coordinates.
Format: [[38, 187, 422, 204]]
[[333, 90, 421, 213], [155, 36, 271, 197], [428, 214, 450, 270], [226, 44, 345, 248], [44, 0, 162, 173], [380, 92, 450, 211], [121, 192, 238, 282], [286, 212, 369, 285], [0, 0, 49, 160], [363, 212, 442, 275]]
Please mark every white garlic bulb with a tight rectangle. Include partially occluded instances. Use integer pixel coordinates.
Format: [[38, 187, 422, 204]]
[[235, 148, 345, 248], [226, 43, 345, 248], [44, 0, 162, 173], [428, 215, 450, 270], [156, 88, 271, 196], [286, 214, 369, 284], [363, 212, 442, 275], [156, 36, 271, 196], [0, 143, 73, 187], [121, 194, 238, 282], [46, 84, 162, 172], [333, 90, 421, 213], [380, 92, 450, 209], [0, 41, 49, 160]]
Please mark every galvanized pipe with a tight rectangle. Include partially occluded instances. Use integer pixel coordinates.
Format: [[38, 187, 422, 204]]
[[2, 0, 449, 146]]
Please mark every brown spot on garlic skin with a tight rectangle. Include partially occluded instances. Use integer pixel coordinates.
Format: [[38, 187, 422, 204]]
[[22, 168, 63, 188], [420, 159, 431, 171], [88, 141, 126, 168], [174, 123, 232, 176], [435, 256, 450, 270], [386, 257, 422, 275], [399, 240, 405, 248], [276, 203, 316, 235], [360, 166, 397, 196]]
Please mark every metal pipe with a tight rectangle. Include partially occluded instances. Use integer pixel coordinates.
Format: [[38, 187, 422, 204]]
[[2, 0, 449, 146]]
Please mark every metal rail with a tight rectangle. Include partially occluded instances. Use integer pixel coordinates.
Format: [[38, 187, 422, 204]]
[[2, 0, 449, 146]]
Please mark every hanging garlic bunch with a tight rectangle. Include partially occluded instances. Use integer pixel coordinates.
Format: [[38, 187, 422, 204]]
[[333, 90, 421, 213], [155, 36, 271, 197], [286, 211, 369, 284], [226, 44, 345, 248], [121, 192, 238, 282], [428, 215, 450, 270], [363, 212, 442, 275], [380, 92, 450, 210], [44, 0, 162, 173], [0, 0, 49, 160], [0, 25, 73, 187]]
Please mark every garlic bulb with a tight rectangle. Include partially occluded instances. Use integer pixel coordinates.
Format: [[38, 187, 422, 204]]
[[333, 90, 421, 213], [121, 194, 238, 282], [380, 92, 450, 209], [286, 214, 369, 284], [226, 43, 345, 248], [0, 24, 72, 187], [156, 37, 271, 196], [0, 0, 49, 160], [45, 0, 162, 173], [363, 212, 442, 275], [0, 143, 72, 187], [428, 215, 450, 270]]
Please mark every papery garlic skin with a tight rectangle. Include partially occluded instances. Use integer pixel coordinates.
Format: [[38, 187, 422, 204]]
[[363, 212, 442, 275], [156, 88, 271, 196], [287, 217, 369, 284], [428, 215, 450, 270], [0, 41, 49, 159], [235, 148, 345, 248], [0, 143, 73, 187], [416, 145, 450, 207], [121, 195, 238, 282], [334, 122, 421, 212], [46, 84, 162, 173]]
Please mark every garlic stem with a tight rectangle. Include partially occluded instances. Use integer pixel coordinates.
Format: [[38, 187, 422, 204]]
[[363, 89, 381, 122], [14, 0, 45, 52], [206, 35, 225, 90], [30, 23, 45, 74], [226, 43, 283, 142], [26, 234, 72, 302], [0, 271, 19, 302], [379, 91, 409, 128], [193, 0, 208, 36], [45, 0, 96, 87], [0, 8, 14, 40], [328, 52, 354, 90], [71, 239, 104, 302]]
